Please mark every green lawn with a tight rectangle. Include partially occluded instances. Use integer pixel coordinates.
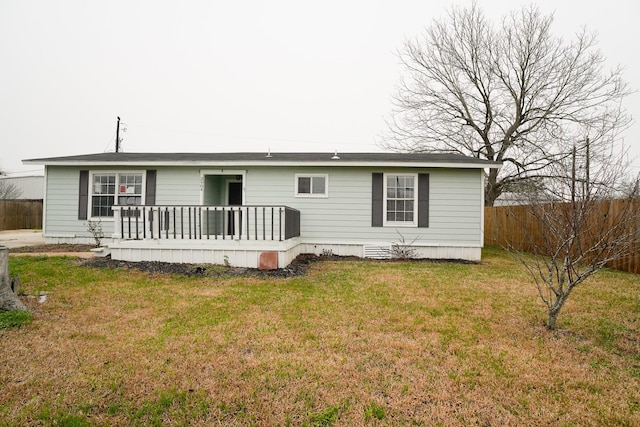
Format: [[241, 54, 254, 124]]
[[1, 247, 638, 426]]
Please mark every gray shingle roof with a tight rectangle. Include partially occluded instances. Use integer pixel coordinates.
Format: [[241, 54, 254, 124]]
[[25, 152, 501, 167]]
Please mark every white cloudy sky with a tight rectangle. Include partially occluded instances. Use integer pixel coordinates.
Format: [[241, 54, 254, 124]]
[[1, 0, 638, 175]]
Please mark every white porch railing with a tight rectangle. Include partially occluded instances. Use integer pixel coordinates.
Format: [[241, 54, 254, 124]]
[[111, 205, 300, 242]]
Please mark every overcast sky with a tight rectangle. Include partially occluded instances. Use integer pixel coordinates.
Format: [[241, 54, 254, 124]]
[[1, 0, 638, 176]]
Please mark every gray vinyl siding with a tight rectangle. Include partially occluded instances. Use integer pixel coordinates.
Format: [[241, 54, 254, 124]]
[[44, 165, 483, 245], [244, 167, 483, 245], [44, 166, 110, 237], [44, 166, 203, 238], [153, 167, 201, 205]]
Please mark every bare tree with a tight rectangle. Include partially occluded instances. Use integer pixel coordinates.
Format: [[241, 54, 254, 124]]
[[0, 170, 22, 200], [514, 139, 639, 330], [0, 181, 22, 199], [384, 3, 632, 206]]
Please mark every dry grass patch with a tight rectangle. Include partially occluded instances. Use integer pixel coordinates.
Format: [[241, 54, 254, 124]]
[[0, 248, 638, 426]]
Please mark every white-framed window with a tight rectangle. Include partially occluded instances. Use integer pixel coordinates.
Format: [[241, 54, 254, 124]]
[[295, 174, 328, 197], [384, 173, 417, 226], [90, 171, 144, 218]]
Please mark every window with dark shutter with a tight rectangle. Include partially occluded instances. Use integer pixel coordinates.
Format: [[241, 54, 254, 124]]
[[372, 173, 383, 227], [78, 170, 89, 220], [81, 171, 147, 218], [145, 170, 157, 205], [417, 173, 429, 227], [372, 172, 429, 228]]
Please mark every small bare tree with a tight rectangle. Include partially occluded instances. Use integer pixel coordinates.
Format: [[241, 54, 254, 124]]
[[0, 178, 22, 200], [86, 219, 104, 247], [390, 230, 419, 260], [514, 138, 640, 330], [384, 3, 632, 206]]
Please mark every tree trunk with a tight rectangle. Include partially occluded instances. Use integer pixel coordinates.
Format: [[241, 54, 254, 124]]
[[485, 168, 501, 207], [547, 310, 559, 330], [0, 246, 26, 311], [547, 295, 569, 330]]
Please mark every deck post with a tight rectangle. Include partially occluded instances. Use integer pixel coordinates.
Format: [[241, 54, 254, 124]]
[[111, 206, 123, 239], [233, 208, 241, 240], [111, 204, 299, 243]]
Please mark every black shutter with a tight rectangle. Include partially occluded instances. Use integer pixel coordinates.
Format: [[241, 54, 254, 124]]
[[372, 173, 383, 227], [145, 170, 157, 205], [78, 170, 89, 220], [418, 173, 429, 227]]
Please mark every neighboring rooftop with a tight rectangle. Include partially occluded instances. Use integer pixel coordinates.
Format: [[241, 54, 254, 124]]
[[24, 152, 502, 168], [0, 175, 44, 199]]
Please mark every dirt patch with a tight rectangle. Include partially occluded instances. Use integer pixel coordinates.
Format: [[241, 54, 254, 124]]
[[10, 244, 95, 253]]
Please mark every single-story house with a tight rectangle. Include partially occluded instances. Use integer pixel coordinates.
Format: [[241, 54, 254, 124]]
[[24, 152, 501, 268]]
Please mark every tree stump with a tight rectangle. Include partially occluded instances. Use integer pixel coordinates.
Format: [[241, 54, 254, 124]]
[[0, 246, 26, 311]]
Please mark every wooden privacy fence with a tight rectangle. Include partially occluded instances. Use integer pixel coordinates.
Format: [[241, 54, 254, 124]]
[[485, 199, 640, 274], [0, 200, 43, 231]]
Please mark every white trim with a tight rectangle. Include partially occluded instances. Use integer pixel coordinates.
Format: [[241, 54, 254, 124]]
[[383, 173, 418, 227], [294, 173, 329, 198], [480, 170, 485, 245], [28, 160, 499, 169], [42, 167, 48, 234], [105, 240, 483, 267], [297, 238, 484, 248], [199, 169, 247, 176], [199, 169, 246, 205], [88, 170, 146, 220]]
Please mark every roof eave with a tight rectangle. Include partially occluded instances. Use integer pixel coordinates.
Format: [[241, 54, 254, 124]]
[[24, 159, 502, 169]]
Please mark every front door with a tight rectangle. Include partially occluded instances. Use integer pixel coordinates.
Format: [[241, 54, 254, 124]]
[[227, 181, 243, 235], [228, 181, 242, 205]]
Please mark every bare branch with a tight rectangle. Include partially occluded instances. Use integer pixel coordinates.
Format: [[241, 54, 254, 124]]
[[0, 179, 23, 200], [508, 140, 640, 329], [381, 3, 633, 207]]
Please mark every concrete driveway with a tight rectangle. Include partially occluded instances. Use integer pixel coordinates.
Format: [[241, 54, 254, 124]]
[[0, 230, 45, 249]]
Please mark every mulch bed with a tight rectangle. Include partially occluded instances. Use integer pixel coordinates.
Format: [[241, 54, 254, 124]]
[[10, 244, 324, 278], [79, 253, 330, 278]]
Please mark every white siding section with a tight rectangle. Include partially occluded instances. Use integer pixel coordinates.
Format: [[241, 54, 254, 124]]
[[0, 176, 44, 199], [109, 238, 302, 269]]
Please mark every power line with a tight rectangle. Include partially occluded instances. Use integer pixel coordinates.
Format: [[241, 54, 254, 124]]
[[1, 168, 44, 176], [124, 122, 378, 148], [102, 130, 117, 153]]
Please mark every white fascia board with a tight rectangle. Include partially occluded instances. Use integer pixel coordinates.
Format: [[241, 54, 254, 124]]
[[23, 160, 501, 169]]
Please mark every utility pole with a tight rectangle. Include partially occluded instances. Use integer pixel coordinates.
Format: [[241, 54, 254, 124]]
[[571, 145, 576, 205], [115, 116, 121, 153], [585, 137, 590, 195]]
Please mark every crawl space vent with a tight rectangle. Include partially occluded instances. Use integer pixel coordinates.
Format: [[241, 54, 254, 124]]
[[363, 245, 392, 259]]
